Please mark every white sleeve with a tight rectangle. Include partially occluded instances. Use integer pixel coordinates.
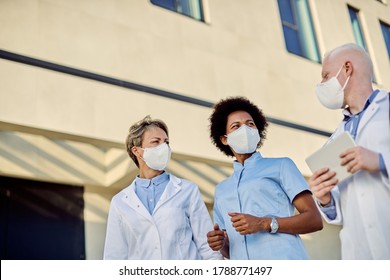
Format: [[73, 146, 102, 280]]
[[103, 200, 128, 259], [189, 186, 223, 260]]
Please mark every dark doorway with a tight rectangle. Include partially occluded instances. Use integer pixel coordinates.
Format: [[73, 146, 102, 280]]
[[0, 176, 85, 259]]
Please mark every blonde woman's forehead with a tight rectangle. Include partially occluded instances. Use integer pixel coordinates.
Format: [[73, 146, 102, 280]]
[[142, 126, 168, 140]]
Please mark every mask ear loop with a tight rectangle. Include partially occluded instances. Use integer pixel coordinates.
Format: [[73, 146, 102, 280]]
[[335, 65, 344, 78], [336, 64, 351, 91], [341, 75, 350, 91], [134, 146, 147, 163]]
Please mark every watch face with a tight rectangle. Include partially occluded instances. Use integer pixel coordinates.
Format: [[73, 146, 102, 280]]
[[271, 218, 278, 233]]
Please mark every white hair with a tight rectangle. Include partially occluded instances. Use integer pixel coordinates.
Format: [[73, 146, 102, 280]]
[[325, 43, 373, 79]]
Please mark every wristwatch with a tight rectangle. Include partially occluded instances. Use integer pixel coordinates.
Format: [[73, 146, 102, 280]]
[[270, 217, 279, 234]]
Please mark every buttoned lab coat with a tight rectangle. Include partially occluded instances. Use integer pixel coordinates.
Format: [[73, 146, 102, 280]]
[[319, 90, 390, 259], [103, 173, 222, 260]]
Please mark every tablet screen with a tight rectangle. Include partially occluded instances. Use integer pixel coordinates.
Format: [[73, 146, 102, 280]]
[[305, 132, 356, 182]]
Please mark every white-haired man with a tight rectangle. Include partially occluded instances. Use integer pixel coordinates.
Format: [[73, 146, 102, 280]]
[[309, 43, 390, 259]]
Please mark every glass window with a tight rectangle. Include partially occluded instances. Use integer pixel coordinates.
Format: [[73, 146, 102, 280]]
[[380, 21, 390, 59], [151, 0, 204, 21], [348, 6, 368, 50], [348, 6, 376, 82], [277, 0, 321, 63]]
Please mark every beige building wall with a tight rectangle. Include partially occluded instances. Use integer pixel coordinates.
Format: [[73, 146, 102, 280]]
[[1, 0, 389, 259]]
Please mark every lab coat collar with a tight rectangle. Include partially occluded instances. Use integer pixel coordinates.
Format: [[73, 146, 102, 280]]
[[153, 174, 182, 214], [121, 173, 182, 219], [122, 183, 153, 221], [357, 90, 388, 136]]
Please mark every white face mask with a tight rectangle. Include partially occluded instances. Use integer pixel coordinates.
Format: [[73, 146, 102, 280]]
[[140, 142, 171, 171], [226, 124, 260, 154], [315, 65, 350, 110]]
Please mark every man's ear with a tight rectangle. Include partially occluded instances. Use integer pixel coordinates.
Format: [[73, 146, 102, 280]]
[[220, 135, 228, 146], [345, 61, 353, 75]]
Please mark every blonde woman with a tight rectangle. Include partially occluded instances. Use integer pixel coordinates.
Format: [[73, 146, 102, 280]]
[[104, 116, 222, 260]]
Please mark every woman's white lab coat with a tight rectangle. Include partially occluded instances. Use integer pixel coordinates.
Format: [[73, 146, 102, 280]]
[[320, 90, 390, 259], [103, 173, 222, 260]]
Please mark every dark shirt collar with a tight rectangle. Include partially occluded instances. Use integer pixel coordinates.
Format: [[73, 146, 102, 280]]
[[343, 89, 379, 121]]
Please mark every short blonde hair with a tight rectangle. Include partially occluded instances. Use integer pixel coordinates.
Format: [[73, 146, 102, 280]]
[[125, 115, 169, 167]]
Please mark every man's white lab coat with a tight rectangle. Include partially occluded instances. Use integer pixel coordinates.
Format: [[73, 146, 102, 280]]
[[103, 173, 222, 260], [319, 90, 390, 259]]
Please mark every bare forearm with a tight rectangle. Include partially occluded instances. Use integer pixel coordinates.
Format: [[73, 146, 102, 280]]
[[276, 212, 323, 235]]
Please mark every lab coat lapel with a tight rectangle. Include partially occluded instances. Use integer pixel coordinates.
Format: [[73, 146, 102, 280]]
[[357, 93, 386, 136], [153, 175, 181, 214], [123, 183, 154, 222]]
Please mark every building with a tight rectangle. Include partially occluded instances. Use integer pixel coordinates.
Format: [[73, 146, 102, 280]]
[[1, 0, 389, 260]]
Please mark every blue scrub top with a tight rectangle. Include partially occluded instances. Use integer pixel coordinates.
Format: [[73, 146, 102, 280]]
[[213, 152, 310, 259]]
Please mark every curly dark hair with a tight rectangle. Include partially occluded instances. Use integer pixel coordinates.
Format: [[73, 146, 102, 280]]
[[209, 96, 268, 157]]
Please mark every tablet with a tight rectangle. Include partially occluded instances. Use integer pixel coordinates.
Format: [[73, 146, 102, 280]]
[[305, 132, 356, 183]]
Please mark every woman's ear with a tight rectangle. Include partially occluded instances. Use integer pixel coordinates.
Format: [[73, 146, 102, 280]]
[[131, 146, 141, 157], [220, 135, 228, 146]]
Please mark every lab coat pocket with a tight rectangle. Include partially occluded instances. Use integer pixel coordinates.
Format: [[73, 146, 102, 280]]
[[155, 207, 188, 243]]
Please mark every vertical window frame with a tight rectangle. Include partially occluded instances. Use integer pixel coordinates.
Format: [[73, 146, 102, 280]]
[[348, 5, 368, 50], [380, 20, 390, 60], [277, 0, 321, 63], [347, 5, 377, 83]]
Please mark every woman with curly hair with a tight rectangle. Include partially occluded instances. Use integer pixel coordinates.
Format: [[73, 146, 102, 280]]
[[206, 96, 323, 259]]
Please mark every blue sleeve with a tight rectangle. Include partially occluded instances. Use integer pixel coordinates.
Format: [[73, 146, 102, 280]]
[[317, 197, 337, 220], [280, 158, 311, 203], [379, 153, 388, 177]]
